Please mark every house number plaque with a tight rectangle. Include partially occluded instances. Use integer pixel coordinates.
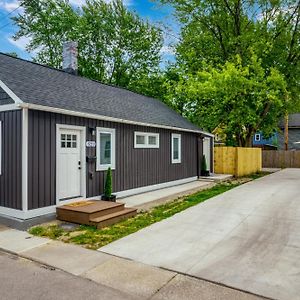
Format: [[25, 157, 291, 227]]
[[86, 141, 96, 148]]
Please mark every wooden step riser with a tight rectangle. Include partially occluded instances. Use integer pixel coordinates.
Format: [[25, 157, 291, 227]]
[[57, 210, 90, 225], [88, 204, 125, 220], [91, 211, 137, 229]]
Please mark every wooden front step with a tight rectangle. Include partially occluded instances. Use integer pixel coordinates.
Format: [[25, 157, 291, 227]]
[[56, 200, 125, 225], [90, 208, 137, 229]]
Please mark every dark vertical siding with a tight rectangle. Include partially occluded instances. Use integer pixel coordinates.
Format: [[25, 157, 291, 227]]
[[0, 110, 22, 209], [28, 109, 201, 210]]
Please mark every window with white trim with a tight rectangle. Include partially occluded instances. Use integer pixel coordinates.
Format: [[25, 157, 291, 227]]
[[96, 127, 116, 171], [134, 132, 159, 148], [254, 133, 261, 142], [0, 121, 2, 175], [171, 133, 181, 164]]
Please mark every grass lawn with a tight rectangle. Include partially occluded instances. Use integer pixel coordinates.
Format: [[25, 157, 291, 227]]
[[29, 172, 270, 250]]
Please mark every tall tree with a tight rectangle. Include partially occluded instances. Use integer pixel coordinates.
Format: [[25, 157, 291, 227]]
[[169, 55, 287, 147], [160, 0, 300, 144], [12, 0, 163, 92]]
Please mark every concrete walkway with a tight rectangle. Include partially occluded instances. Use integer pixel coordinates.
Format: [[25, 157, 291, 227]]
[[119, 180, 215, 210], [100, 169, 300, 300], [0, 226, 261, 300]]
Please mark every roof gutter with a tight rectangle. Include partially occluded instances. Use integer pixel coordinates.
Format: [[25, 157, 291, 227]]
[[18, 102, 214, 137]]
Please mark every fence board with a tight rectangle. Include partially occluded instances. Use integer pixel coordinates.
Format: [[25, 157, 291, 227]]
[[262, 150, 300, 168], [214, 147, 261, 176]]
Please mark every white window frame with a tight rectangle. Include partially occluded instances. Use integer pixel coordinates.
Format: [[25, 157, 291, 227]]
[[254, 133, 261, 142], [0, 121, 2, 175], [171, 133, 181, 164], [96, 127, 116, 171], [134, 132, 160, 149]]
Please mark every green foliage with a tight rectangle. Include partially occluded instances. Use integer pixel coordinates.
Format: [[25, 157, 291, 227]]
[[171, 54, 287, 146], [12, 0, 163, 94], [5, 52, 18, 58], [160, 0, 300, 142], [104, 167, 112, 198], [201, 155, 208, 171], [29, 225, 64, 239]]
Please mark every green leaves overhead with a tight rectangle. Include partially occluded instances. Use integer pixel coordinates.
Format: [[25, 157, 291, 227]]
[[160, 0, 299, 145], [170, 55, 287, 146], [13, 0, 163, 92]]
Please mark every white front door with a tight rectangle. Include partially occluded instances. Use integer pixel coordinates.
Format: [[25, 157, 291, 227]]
[[203, 137, 211, 172], [57, 129, 82, 200]]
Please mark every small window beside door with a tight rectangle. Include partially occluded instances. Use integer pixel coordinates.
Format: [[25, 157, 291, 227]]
[[96, 127, 116, 171], [134, 132, 159, 148], [171, 133, 181, 164]]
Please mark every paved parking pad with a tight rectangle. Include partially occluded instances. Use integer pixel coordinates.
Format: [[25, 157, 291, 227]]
[[100, 169, 300, 300]]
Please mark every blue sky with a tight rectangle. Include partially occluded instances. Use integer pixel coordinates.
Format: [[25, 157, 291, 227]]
[[0, 0, 178, 63]]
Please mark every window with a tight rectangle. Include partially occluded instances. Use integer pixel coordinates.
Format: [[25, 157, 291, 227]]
[[171, 133, 181, 164], [96, 127, 116, 171], [134, 132, 159, 148], [61, 133, 77, 148], [254, 134, 261, 142]]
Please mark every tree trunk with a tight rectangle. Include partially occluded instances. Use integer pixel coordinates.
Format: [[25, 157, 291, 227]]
[[284, 113, 289, 150]]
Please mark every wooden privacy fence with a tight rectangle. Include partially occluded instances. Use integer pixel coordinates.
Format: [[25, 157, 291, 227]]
[[214, 147, 262, 177], [262, 150, 300, 168]]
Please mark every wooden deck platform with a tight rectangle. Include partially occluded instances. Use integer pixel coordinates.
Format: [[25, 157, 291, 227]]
[[56, 200, 137, 229]]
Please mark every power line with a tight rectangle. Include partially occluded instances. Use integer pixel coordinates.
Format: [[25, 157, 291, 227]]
[[0, 2, 23, 24], [0, 21, 13, 31]]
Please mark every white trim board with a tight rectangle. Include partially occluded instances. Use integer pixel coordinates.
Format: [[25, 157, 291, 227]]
[[19, 103, 214, 137], [0, 80, 23, 104], [115, 176, 198, 198], [0, 176, 198, 220], [22, 108, 28, 211], [0, 104, 21, 112]]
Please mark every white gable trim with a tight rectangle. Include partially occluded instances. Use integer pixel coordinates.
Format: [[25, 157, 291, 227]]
[[0, 80, 23, 104], [19, 103, 214, 137], [0, 104, 21, 112]]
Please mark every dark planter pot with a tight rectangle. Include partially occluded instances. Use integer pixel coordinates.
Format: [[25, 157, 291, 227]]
[[201, 170, 210, 177], [101, 194, 117, 202]]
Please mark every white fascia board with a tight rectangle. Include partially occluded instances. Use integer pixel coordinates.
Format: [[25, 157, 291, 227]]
[[19, 102, 214, 136], [0, 80, 23, 104], [0, 104, 21, 112]]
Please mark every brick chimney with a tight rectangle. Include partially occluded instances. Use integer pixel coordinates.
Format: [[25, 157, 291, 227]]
[[62, 41, 78, 75]]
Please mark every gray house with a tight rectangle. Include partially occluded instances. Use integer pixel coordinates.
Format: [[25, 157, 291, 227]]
[[0, 53, 213, 221], [278, 114, 300, 150]]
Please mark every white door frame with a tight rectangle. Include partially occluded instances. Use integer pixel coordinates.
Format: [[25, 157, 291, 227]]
[[203, 137, 211, 173], [56, 124, 86, 205]]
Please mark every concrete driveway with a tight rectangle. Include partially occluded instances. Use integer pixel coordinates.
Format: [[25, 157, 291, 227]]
[[100, 169, 300, 300]]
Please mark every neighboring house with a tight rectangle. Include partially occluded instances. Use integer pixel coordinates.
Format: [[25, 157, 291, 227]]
[[0, 52, 213, 221], [252, 132, 278, 150], [277, 113, 300, 150]]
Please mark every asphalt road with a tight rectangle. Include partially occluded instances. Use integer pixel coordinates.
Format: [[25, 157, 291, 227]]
[[0, 250, 136, 300], [101, 169, 300, 300]]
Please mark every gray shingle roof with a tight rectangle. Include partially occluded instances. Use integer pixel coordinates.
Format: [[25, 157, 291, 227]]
[[0, 53, 203, 132], [278, 113, 300, 128]]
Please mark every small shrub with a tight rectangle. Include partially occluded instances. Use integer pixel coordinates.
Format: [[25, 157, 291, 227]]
[[104, 167, 112, 197], [201, 155, 208, 171]]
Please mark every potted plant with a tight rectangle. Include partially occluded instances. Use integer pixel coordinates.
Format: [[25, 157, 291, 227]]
[[101, 167, 116, 201], [201, 155, 210, 176]]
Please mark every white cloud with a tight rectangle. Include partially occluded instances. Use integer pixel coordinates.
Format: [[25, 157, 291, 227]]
[[160, 45, 175, 56], [0, 0, 19, 12], [69, 0, 134, 7], [7, 35, 31, 50]]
